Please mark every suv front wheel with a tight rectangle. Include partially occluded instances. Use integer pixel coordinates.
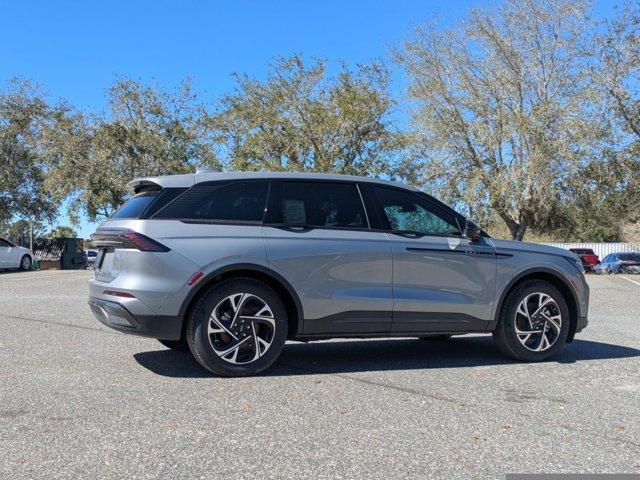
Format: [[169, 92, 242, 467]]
[[186, 278, 288, 377], [493, 280, 570, 361]]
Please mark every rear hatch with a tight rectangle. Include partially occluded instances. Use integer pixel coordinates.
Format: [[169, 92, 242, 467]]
[[92, 185, 186, 283]]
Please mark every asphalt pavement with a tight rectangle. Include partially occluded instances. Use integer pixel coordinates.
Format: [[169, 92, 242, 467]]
[[1, 270, 639, 479]]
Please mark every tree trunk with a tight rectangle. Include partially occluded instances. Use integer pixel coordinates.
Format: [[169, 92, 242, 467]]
[[513, 224, 527, 241], [496, 210, 527, 241]]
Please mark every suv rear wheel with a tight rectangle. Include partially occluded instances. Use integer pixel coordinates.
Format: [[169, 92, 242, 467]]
[[493, 280, 570, 361], [186, 278, 288, 377]]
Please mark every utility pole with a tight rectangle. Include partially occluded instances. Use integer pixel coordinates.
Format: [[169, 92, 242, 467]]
[[29, 221, 33, 251]]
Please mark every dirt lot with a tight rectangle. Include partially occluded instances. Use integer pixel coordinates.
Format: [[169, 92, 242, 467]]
[[1, 271, 639, 479]]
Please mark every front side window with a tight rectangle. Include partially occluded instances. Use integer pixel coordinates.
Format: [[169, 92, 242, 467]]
[[374, 186, 460, 236], [154, 181, 269, 222], [280, 182, 367, 229]]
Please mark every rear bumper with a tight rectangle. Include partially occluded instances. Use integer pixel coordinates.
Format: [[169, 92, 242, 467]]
[[89, 296, 183, 340]]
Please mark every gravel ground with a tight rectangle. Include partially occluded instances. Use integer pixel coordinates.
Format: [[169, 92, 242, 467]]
[[0, 270, 639, 479]]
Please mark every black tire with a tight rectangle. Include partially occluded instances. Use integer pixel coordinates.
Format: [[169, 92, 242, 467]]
[[158, 338, 190, 352], [419, 334, 453, 341], [19, 255, 32, 271], [493, 280, 570, 361], [186, 278, 288, 377]]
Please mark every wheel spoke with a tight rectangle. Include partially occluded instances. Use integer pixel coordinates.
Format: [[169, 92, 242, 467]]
[[239, 314, 275, 328], [229, 293, 249, 330], [544, 314, 561, 334], [534, 328, 550, 351], [209, 314, 238, 340], [216, 336, 250, 360]]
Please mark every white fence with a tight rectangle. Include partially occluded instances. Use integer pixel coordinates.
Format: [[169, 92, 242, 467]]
[[543, 242, 640, 259]]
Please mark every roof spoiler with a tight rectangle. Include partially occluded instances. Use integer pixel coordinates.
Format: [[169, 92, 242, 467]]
[[126, 179, 162, 194]]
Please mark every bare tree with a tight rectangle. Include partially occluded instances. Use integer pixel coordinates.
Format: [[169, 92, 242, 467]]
[[398, 0, 607, 240]]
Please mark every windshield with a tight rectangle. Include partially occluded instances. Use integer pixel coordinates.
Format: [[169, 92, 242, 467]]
[[618, 253, 640, 262]]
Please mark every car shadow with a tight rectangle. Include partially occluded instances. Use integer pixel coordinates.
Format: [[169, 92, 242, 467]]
[[133, 336, 640, 378]]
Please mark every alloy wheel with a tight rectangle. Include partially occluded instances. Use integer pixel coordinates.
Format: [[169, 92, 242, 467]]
[[514, 292, 562, 352], [207, 293, 276, 364]]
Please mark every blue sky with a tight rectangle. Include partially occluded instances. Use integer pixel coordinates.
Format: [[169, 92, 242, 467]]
[[0, 0, 618, 238]]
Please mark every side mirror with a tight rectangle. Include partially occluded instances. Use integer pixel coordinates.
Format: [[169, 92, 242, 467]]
[[463, 220, 481, 242]]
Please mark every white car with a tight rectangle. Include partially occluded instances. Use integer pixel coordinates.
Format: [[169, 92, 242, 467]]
[[0, 237, 33, 271], [84, 249, 99, 266]]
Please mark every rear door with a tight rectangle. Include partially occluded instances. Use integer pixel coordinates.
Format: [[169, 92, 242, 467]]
[[370, 185, 497, 333], [263, 180, 393, 335]]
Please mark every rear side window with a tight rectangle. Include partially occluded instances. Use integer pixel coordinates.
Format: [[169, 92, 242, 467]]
[[111, 191, 161, 219], [110, 188, 187, 219], [279, 182, 367, 228], [154, 181, 269, 222]]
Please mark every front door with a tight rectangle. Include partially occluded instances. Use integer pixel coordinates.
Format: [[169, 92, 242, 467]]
[[263, 180, 393, 335], [371, 185, 497, 333]]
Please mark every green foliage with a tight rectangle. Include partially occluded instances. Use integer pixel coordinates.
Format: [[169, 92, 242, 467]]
[[47, 78, 220, 222], [209, 55, 403, 176], [45, 225, 77, 239], [0, 79, 72, 223], [0, 218, 46, 245]]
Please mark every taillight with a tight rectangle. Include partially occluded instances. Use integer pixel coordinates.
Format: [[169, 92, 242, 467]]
[[91, 230, 170, 252], [121, 232, 169, 252]]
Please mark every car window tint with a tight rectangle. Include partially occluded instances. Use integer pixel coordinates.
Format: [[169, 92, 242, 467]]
[[154, 181, 268, 222], [0, 238, 10, 247], [280, 182, 367, 228], [111, 190, 161, 219], [374, 186, 460, 236], [142, 188, 187, 217]]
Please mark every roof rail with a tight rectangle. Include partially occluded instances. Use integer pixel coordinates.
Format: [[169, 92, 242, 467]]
[[196, 165, 221, 174]]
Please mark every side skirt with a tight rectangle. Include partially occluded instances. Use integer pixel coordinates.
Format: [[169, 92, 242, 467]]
[[293, 331, 490, 342], [300, 310, 490, 337]]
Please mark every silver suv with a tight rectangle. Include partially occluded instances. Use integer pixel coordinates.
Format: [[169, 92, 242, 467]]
[[89, 172, 589, 376]]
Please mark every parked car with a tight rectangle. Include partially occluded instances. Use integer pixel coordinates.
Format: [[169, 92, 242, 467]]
[[594, 252, 640, 274], [568, 248, 600, 272], [89, 172, 590, 376], [84, 249, 99, 267], [0, 237, 33, 271]]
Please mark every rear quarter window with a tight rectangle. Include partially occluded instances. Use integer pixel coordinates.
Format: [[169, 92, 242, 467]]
[[110, 191, 161, 219], [153, 181, 269, 222], [110, 188, 186, 219]]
